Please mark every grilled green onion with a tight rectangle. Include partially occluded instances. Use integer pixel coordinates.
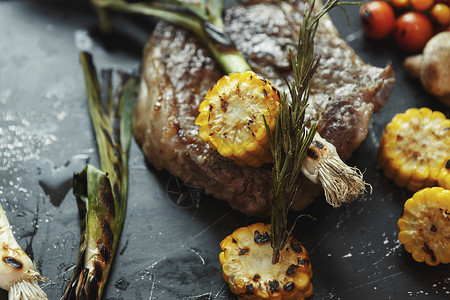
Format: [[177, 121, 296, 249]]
[[89, 0, 251, 74], [0, 203, 48, 299], [61, 52, 137, 299]]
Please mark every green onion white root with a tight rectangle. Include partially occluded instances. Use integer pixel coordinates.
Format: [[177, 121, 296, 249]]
[[0, 203, 47, 300], [302, 132, 370, 207]]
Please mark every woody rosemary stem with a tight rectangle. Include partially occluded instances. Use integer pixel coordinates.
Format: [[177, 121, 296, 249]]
[[89, 0, 252, 74]]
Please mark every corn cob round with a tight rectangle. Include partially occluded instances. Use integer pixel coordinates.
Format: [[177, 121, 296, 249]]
[[397, 187, 450, 266], [438, 159, 450, 190], [219, 223, 313, 300], [378, 107, 450, 192], [195, 71, 281, 167]]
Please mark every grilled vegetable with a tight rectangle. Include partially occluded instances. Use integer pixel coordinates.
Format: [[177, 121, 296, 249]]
[[195, 71, 281, 167], [88, 0, 251, 74], [397, 187, 450, 266], [219, 223, 313, 300], [0, 203, 47, 300], [438, 159, 450, 190], [302, 132, 367, 207], [378, 107, 450, 192], [61, 52, 137, 299]]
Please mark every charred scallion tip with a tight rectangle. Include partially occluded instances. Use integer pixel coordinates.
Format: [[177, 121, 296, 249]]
[[0, 203, 48, 299], [88, 0, 251, 74], [61, 52, 137, 299]]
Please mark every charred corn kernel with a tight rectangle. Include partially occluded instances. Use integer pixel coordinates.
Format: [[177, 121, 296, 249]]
[[438, 159, 450, 190], [219, 223, 313, 300], [378, 107, 450, 192], [195, 71, 281, 167], [398, 187, 450, 266]]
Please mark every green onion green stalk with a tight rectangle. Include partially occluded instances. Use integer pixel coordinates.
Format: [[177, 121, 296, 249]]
[[89, 0, 251, 74], [62, 52, 137, 299]]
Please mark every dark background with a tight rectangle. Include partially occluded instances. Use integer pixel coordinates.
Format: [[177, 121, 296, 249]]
[[0, 0, 449, 299]]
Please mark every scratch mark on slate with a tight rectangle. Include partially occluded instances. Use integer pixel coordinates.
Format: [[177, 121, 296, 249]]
[[334, 271, 403, 296], [213, 282, 227, 299], [148, 273, 156, 300], [309, 230, 331, 255], [182, 212, 231, 247], [190, 248, 206, 266], [40, 265, 76, 288]]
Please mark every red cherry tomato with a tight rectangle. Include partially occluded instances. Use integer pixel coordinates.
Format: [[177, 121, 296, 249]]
[[393, 12, 433, 52], [360, 1, 396, 39]]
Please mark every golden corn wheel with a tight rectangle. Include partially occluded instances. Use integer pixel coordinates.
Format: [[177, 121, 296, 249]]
[[398, 187, 450, 266], [378, 107, 450, 192], [219, 223, 313, 300], [195, 71, 281, 167]]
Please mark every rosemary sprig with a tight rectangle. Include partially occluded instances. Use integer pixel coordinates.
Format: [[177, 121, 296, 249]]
[[89, 0, 251, 74], [265, 0, 350, 264], [62, 52, 137, 299]]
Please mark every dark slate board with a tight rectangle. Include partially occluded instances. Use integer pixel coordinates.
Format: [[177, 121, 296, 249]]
[[0, 0, 448, 299]]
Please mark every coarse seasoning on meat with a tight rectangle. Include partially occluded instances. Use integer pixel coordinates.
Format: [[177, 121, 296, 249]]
[[133, 0, 396, 216]]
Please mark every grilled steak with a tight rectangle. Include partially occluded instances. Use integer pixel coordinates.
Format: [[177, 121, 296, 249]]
[[133, 0, 395, 216]]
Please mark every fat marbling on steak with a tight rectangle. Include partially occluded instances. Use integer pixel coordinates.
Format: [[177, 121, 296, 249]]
[[133, 0, 396, 216]]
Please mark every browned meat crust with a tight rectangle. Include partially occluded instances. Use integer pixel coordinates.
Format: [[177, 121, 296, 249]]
[[133, 0, 395, 216]]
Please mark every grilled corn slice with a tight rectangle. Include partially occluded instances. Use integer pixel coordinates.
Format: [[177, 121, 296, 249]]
[[438, 159, 450, 190], [378, 107, 450, 192], [195, 71, 281, 167], [398, 187, 450, 266], [219, 223, 313, 300]]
